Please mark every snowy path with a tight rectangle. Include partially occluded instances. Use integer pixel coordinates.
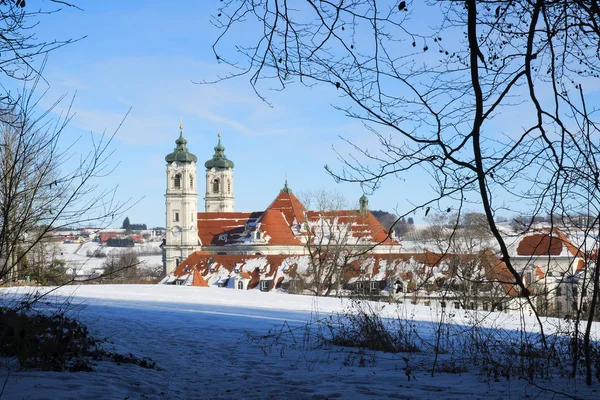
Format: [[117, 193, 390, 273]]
[[1, 285, 599, 399]]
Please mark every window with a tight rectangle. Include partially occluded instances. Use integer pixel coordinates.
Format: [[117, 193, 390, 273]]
[[190, 175, 194, 188], [191, 212, 194, 222], [454, 302, 460, 310], [213, 178, 220, 193], [219, 233, 228, 242], [260, 280, 270, 291], [174, 174, 181, 189], [556, 287, 562, 296], [573, 287, 578, 296], [174, 211, 180, 222], [482, 303, 489, 311], [357, 282, 365, 290], [370, 281, 378, 292], [525, 272, 532, 285], [394, 280, 403, 293], [424, 301, 431, 307], [228, 180, 231, 193], [238, 281, 244, 290], [176, 258, 180, 266], [440, 301, 446, 308]]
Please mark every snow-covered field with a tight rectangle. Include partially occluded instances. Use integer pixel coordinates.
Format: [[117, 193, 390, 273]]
[[2, 285, 600, 399]]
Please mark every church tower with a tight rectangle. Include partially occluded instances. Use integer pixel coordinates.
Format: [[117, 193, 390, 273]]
[[164, 124, 198, 275], [204, 133, 235, 212]]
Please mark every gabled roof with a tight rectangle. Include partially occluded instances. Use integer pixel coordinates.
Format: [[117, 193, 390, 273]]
[[257, 209, 304, 245], [514, 228, 583, 258], [192, 267, 209, 287], [265, 189, 306, 225]]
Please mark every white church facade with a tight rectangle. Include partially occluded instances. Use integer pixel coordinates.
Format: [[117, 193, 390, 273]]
[[163, 125, 402, 276]]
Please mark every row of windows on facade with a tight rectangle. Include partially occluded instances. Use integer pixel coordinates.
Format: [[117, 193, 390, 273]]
[[172, 211, 195, 223]]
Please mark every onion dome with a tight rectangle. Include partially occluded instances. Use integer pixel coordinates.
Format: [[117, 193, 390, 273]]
[[204, 133, 234, 169], [165, 124, 198, 163], [280, 179, 292, 194]]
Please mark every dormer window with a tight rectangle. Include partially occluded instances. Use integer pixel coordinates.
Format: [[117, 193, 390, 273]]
[[213, 178, 220, 193], [174, 174, 182, 189]]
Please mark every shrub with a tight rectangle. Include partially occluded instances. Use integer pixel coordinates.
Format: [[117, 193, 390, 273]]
[[323, 300, 420, 353], [0, 306, 156, 372]]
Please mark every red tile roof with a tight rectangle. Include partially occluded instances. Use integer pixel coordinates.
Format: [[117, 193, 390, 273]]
[[535, 266, 545, 280], [305, 210, 397, 244], [193, 190, 398, 248], [516, 233, 563, 256], [482, 250, 521, 297], [515, 228, 584, 258], [192, 267, 209, 287], [265, 191, 307, 225], [196, 212, 261, 246], [258, 209, 304, 245]]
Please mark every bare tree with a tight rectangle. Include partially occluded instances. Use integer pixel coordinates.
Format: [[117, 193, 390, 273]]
[[101, 250, 141, 283], [0, 75, 129, 284], [1, 1, 82, 109], [299, 190, 357, 296], [211, 0, 600, 385]]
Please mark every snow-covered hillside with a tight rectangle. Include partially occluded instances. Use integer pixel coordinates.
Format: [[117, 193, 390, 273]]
[[59, 242, 163, 276], [1, 285, 599, 399]]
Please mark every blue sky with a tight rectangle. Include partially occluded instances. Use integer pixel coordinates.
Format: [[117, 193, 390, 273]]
[[13, 1, 436, 228], [20, 1, 598, 229]]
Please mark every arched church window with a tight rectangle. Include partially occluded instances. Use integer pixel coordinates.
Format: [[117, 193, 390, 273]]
[[228, 180, 231, 194], [190, 175, 194, 189], [174, 174, 181, 189], [213, 178, 220, 193]]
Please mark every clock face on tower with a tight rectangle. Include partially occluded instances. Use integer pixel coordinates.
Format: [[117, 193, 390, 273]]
[[172, 226, 182, 237]]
